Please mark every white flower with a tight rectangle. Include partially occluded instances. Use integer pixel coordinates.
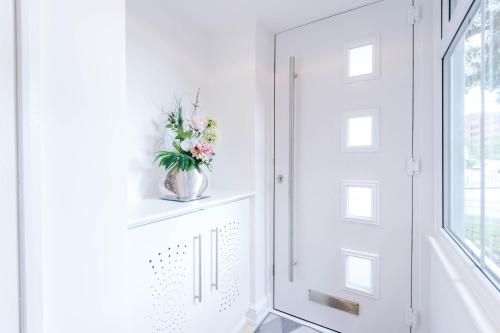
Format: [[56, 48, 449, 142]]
[[188, 115, 206, 132], [180, 138, 198, 152]]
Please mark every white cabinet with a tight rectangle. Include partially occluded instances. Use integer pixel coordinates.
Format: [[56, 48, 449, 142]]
[[127, 198, 250, 333], [202, 201, 250, 333]]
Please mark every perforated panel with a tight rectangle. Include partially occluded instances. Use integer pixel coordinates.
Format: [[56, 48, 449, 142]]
[[218, 220, 241, 312], [148, 244, 189, 332]]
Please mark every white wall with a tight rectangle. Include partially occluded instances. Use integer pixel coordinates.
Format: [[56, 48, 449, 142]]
[[20, 1, 129, 332], [126, 0, 212, 201], [208, 22, 256, 191], [18, 1, 285, 331], [207, 20, 275, 320], [252, 21, 275, 321], [0, 0, 19, 331]]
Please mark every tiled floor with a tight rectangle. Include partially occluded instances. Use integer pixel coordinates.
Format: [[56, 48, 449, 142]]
[[240, 324, 257, 333], [254, 313, 320, 333]]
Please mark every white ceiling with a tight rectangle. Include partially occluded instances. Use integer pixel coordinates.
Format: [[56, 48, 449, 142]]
[[164, 0, 377, 33]]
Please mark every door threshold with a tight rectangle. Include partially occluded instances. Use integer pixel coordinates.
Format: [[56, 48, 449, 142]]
[[268, 309, 338, 333]]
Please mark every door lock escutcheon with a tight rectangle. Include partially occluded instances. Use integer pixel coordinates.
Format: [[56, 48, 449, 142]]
[[276, 174, 284, 184]]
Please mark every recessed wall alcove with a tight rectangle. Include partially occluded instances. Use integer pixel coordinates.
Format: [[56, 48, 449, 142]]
[[126, 0, 273, 203]]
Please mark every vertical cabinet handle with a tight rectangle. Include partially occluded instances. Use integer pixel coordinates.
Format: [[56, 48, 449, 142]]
[[193, 234, 202, 303], [211, 228, 219, 290], [289, 56, 298, 283]]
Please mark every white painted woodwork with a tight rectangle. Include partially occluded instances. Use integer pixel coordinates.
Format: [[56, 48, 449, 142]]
[[274, 0, 413, 331]]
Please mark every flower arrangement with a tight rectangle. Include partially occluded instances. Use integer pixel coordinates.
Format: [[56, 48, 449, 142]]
[[155, 90, 218, 172]]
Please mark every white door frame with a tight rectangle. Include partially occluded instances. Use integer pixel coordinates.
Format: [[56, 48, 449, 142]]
[[271, 1, 419, 329], [0, 0, 20, 331]]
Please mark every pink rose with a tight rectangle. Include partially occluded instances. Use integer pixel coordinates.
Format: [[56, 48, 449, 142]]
[[191, 142, 213, 162]]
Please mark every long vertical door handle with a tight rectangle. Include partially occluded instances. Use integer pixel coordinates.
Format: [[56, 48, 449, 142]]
[[193, 234, 202, 303], [211, 228, 219, 290], [289, 56, 298, 282]]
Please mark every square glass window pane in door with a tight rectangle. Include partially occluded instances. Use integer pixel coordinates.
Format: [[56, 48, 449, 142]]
[[341, 181, 379, 225], [344, 35, 380, 82], [342, 109, 380, 152], [348, 117, 372, 146], [349, 44, 373, 76], [342, 249, 379, 298], [348, 187, 372, 218]]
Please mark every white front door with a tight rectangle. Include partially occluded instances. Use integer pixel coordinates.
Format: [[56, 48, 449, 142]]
[[274, 1, 414, 332]]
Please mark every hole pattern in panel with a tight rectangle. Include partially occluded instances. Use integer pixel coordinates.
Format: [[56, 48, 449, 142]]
[[148, 244, 188, 332], [218, 220, 241, 312]]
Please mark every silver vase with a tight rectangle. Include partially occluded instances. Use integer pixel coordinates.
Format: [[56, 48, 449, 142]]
[[163, 167, 208, 200]]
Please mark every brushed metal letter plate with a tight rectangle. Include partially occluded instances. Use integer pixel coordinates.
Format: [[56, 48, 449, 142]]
[[309, 289, 359, 315]]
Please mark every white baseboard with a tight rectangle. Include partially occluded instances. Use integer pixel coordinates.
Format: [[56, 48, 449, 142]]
[[246, 295, 271, 325]]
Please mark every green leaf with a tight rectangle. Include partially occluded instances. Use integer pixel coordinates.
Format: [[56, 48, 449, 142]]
[[175, 130, 193, 141], [154, 151, 171, 162], [172, 141, 183, 153]]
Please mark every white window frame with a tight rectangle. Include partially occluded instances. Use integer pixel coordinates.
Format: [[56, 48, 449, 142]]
[[431, 0, 500, 328], [442, 0, 500, 292]]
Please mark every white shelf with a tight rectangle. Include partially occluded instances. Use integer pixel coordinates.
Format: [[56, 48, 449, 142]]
[[127, 190, 254, 229]]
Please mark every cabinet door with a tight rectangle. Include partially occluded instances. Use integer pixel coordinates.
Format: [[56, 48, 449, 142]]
[[203, 199, 250, 333], [127, 211, 206, 333]]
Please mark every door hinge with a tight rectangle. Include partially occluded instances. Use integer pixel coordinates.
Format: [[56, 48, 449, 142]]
[[408, 5, 420, 25], [407, 157, 421, 176], [406, 307, 418, 327]]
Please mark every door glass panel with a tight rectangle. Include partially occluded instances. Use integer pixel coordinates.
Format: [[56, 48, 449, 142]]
[[343, 249, 379, 297], [347, 186, 373, 218], [349, 44, 373, 76], [348, 117, 373, 146], [342, 109, 380, 151], [342, 181, 379, 224], [346, 256, 372, 290]]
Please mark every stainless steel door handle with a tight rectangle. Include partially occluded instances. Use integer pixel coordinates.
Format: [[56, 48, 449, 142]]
[[289, 56, 298, 282], [193, 234, 202, 303], [211, 228, 219, 290]]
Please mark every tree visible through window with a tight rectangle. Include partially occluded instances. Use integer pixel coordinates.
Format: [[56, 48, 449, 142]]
[[443, 0, 500, 290]]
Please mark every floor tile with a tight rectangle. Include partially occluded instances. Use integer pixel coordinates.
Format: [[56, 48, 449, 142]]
[[255, 313, 320, 333]]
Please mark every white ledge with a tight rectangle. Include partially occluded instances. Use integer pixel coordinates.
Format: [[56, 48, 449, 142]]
[[428, 235, 500, 333], [127, 190, 254, 229]]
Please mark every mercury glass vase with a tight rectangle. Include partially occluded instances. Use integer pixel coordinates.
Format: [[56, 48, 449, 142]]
[[163, 167, 208, 200]]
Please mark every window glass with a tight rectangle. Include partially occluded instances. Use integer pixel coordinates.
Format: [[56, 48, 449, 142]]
[[347, 186, 373, 218], [443, 0, 500, 290], [348, 44, 373, 77], [348, 116, 373, 147], [450, 0, 458, 20], [346, 255, 373, 292]]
